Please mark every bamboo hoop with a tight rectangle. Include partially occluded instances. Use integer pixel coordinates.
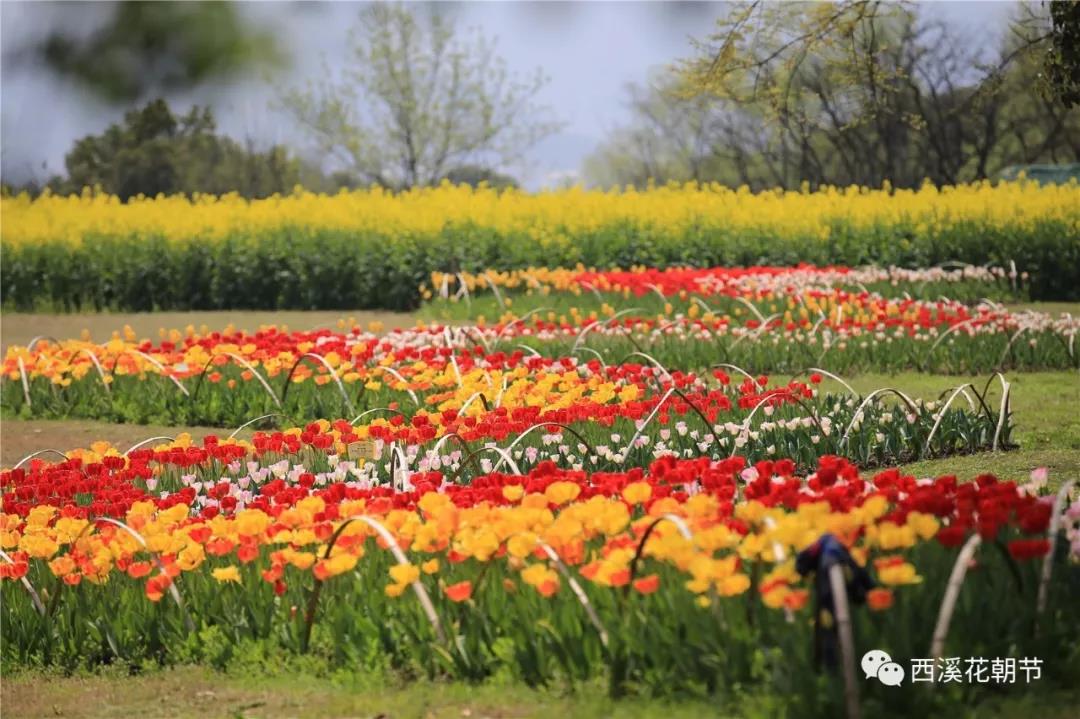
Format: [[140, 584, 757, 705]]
[[616, 351, 674, 382], [16, 357, 31, 408], [730, 313, 781, 350], [483, 272, 508, 309], [711, 362, 757, 384], [998, 327, 1032, 369], [923, 385, 980, 455], [26, 335, 62, 351], [453, 445, 522, 482], [929, 533, 982, 659], [626, 514, 694, 596], [644, 283, 667, 303], [389, 443, 411, 491], [377, 367, 421, 407], [455, 391, 491, 417], [537, 542, 609, 648], [123, 436, 176, 456], [302, 514, 445, 652], [71, 347, 112, 396], [732, 296, 766, 323], [578, 281, 605, 304], [838, 388, 919, 447], [923, 318, 980, 370], [729, 392, 823, 459], [494, 375, 509, 407], [228, 413, 285, 439], [456, 272, 472, 306], [571, 308, 643, 353], [350, 407, 407, 426], [991, 376, 1011, 452], [494, 307, 553, 344], [490, 422, 596, 474], [110, 350, 190, 397], [828, 563, 861, 719], [96, 517, 195, 632], [1036, 480, 1076, 619], [0, 549, 46, 616], [573, 347, 608, 369], [791, 367, 860, 399], [281, 353, 354, 416], [13, 448, 70, 469]]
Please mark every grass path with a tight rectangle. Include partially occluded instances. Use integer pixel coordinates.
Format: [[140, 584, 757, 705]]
[[0, 666, 727, 719], [3, 665, 1077, 719], [1, 418, 220, 467], [0, 309, 415, 351]]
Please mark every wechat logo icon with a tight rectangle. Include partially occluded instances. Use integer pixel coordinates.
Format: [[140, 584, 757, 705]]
[[862, 649, 905, 686]]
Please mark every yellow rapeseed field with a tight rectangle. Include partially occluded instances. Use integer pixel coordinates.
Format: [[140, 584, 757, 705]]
[[3, 180, 1077, 246]]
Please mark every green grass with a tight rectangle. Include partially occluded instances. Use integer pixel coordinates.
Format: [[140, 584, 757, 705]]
[[3, 666, 1078, 719], [0, 666, 730, 719], [0, 309, 415, 352], [1006, 301, 1080, 315]]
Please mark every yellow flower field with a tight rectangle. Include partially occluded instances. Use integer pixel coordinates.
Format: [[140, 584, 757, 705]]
[[3, 180, 1077, 247]]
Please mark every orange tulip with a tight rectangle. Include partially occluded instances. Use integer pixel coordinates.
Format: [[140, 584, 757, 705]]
[[632, 574, 660, 595], [867, 588, 894, 611], [445, 580, 473, 602], [127, 561, 153, 579]]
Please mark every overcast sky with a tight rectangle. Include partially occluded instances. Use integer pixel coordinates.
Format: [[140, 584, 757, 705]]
[[1, 1, 1016, 190]]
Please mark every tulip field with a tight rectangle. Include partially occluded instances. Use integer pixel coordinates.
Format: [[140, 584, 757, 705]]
[[3, 186, 1080, 718]]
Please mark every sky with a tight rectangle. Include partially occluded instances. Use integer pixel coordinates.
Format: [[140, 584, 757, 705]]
[[0, 1, 1016, 190]]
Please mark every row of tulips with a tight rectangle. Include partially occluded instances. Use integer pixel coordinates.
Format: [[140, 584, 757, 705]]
[[2, 291, 1074, 426], [3, 353, 1011, 475], [0, 351, 1011, 516], [425, 263, 1027, 306], [3, 449, 1078, 714], [421, 267, 1078, 373]]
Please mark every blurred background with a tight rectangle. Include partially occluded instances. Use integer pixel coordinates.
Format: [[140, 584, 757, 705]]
[[2, 0, 1077, 195]]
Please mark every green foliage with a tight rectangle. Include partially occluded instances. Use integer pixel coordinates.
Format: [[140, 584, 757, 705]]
[[34, 1, 283, 104], [590, 2, 1080, 190], [1044, 1, 1080, 107], [3, 210, 1079, 313], [49, 99, 301, 201]]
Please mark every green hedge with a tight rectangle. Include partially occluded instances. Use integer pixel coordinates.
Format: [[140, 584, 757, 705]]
[[3, 218, 1078, 311]]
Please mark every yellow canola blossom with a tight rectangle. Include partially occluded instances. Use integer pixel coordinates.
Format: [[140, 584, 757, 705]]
[[4, 181, 1076, 247]]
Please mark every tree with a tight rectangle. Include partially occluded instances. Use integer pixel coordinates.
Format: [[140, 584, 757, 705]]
[[62, 99, 301, 200], [30, 1, 282, 104], [583, 75, 727, 187], [1044, 1, 1080, 107], [586, 2, 1080, 189], [278, 3, 561, 189]]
